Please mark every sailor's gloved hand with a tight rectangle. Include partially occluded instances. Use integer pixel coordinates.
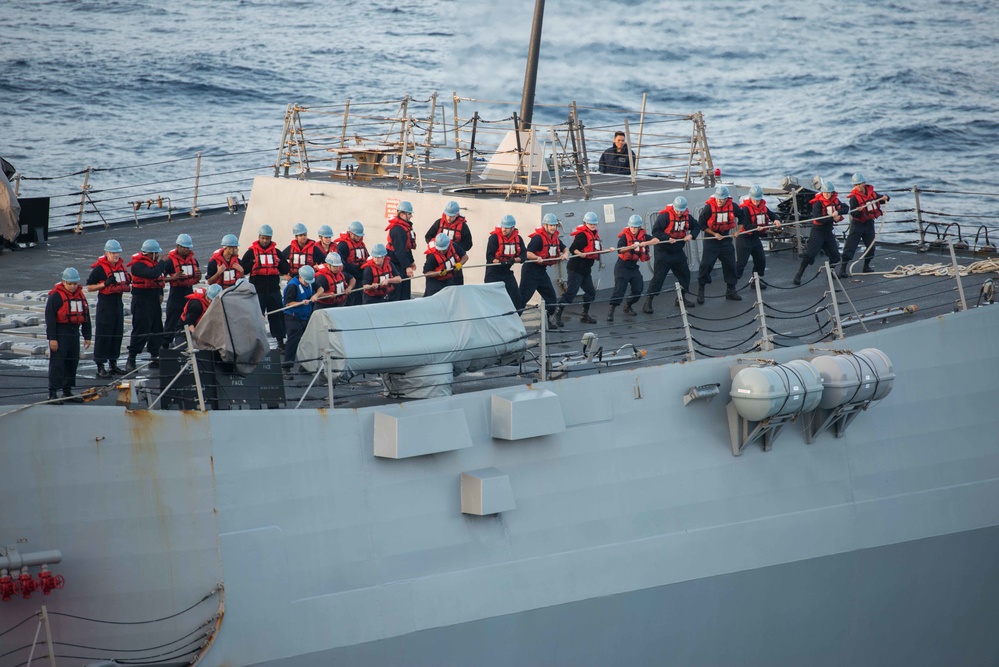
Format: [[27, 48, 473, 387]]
[[454, 262, 462, 271], [104, 272, 116, 286]]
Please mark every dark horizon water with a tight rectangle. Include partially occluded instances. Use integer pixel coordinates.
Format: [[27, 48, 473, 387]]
[[2, 0, 997, 231]]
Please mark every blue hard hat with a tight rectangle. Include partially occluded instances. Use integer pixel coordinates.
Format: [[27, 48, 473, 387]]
[[371, 243, 388, 258], [206, 284, 223, 301], [582, 211, 599, 225], [104, 239, 122, 253], [628, 215, 643, 228], [292, 223, 308, 236], [821, 181, 835, 193], [714, 185, 731, 200], [175, 233, 193, 248], [542, 213, 558, 226], [61, 267, 80, 282], [141, 239, 162, 253], [298, 265, 315, 284], [325, 251, 343, 267], [434, 232, 451, 251], [673, 196, 688, 212], [318, 225, 333, 238], [748, 185, 764, 200], [397, 201, 414, 214], [500, 214, 516, 229], [347, 220, 364, 236], [258, 224, 273, 237], [852, 172, 866, 185], [221, 234, 239, 247], [444, 201, 460, 216]]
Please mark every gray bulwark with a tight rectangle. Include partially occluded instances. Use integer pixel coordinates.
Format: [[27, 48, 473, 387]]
[[461, 468, 516, 515], [374, 408, 472, 458], [491, 389, 566, 440]]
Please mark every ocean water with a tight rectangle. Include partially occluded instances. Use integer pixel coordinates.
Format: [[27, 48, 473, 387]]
[[2, 0, 997, 232]]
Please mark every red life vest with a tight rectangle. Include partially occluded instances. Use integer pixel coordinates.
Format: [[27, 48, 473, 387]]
[[91, 255, 130, 295], [424, 243, 462, 280], [437, 214, 468, 244], [659, 206, 691, 240], [127, 253, 165, 290], [336, 233, 369, 266], [315, 265, 350, 306], [740, 198, 773, 234], [809, 192, 844, 226], [529, 227, 562, 265], [705, 197, 737, 233], [166, 248, 200, 288], [362, 259, 395, 297], [385, 217, 416, 252], [570, 225, 602, 255], [317, 240, 335, 258], [490, 228, 523, 262], [288, 238, 318, 274], [851, 185, 884, 223], [182, 289, 211, 326], [249, 240, 281, 276], [209, 249, 242, 288], [617, 228, 650, 262], [49, 283, 89, 325]]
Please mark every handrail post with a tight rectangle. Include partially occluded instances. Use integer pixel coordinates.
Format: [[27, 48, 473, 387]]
[[465, 112, 479, 184], [13, 173, 21, 196], [624, 118, 637, 196], [185, 326, 207, 411], [572, 102, 592, 200], [190, 151, 202, 217], [326, 351, 335, 409], [41, 605, 56, 667], [275, 103, 291, 177], [396, 119, 411, 190], [539, 305, 548, 382], [676, 282, 696, 362], [948, 239, 968, 311], [336, 99, 351, 172], [452, 93, 462, 161], [753, 273, 773, 351], [913, 184, 927, 251], [424, 91, 437, 163], [74, 166, 91, 234], [634, 91, 647, 175], [791, 187, 802, 257], [549, 126, 562, 202], [825, 261, 845, 340]]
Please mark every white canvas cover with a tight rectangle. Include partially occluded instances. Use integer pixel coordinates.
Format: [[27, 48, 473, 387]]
[[191, 281, 270, 374], [296, 283, 527, 380], [0, 170, 19, 243]]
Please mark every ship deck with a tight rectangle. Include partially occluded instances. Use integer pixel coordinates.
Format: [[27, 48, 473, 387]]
[[0, 199, 995, 411]]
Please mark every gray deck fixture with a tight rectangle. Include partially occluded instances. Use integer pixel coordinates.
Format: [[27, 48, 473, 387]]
[[490, 389, 566, 441], [374, 408, 473, 458], [461, 468, 516, 515]]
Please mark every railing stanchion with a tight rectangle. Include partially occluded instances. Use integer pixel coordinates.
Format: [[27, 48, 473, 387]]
[[825, 261, 845, 340], [190, 151, 202, 217], [948, 239, 968, 311], [676, 282, 696, 362], [74, 166, 91, 234]]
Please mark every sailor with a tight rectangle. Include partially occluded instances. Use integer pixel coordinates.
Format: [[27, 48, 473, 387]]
[[335, 221, 369, 306], [206, 234, 244, 289], [555, 211, 602, 325], [283, 222, 322, 278], [484, 214, 526, 311], [361, 244, 403, 305], [696, 185, 742, 303], [422, 232, 468, 298], [181, 284, 222, 333], [86, 239, 130, 378], [385, 201, 418, 301], [424, 201, 473, 285], [642, 196, 697, 314], [521, 213, 568, 329], [241, 224, 290, 349], [126, 239, 168, 370], [312, 252, 355, 309], [735, 185, 781, 289], [316, 225, 336, 260], [598, 130, 637, 175], [162, 233, 201, 347], [282, 264, 315, 376], [793, 181, 849, 285], [45, 267, 92, 403], [607, 215, 651, 322], [840, 172, 890, 277]]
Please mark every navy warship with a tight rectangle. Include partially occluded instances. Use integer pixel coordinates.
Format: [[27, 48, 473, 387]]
[[2, 7, 999, 666]]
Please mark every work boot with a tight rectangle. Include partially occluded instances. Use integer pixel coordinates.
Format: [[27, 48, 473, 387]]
[[547, 313, 560, 330], [758, 278, 768, 290], [863, 261, 873, 273], [606, 304, 616, 323], [109, 361, 125, 376], [696, 284, 706, 305], [725, 285, 742, 301], [675, 295, 696, 309], [96, 363, 110, 379], [622, 302, 636, 316], [554, 306, 565, 328], [125, 354, 137, 372], [838, 262, 849, 279], [642, 295, 654, 314], [149, 357, 160, 369], [792, 265, 805, 286], [48, 390, 63, 404], [580, 306, 597, 325], [62, 388, 84, 404]]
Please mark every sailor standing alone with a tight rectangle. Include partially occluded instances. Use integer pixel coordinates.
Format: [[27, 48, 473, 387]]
[[45, 268, 92, 404]]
